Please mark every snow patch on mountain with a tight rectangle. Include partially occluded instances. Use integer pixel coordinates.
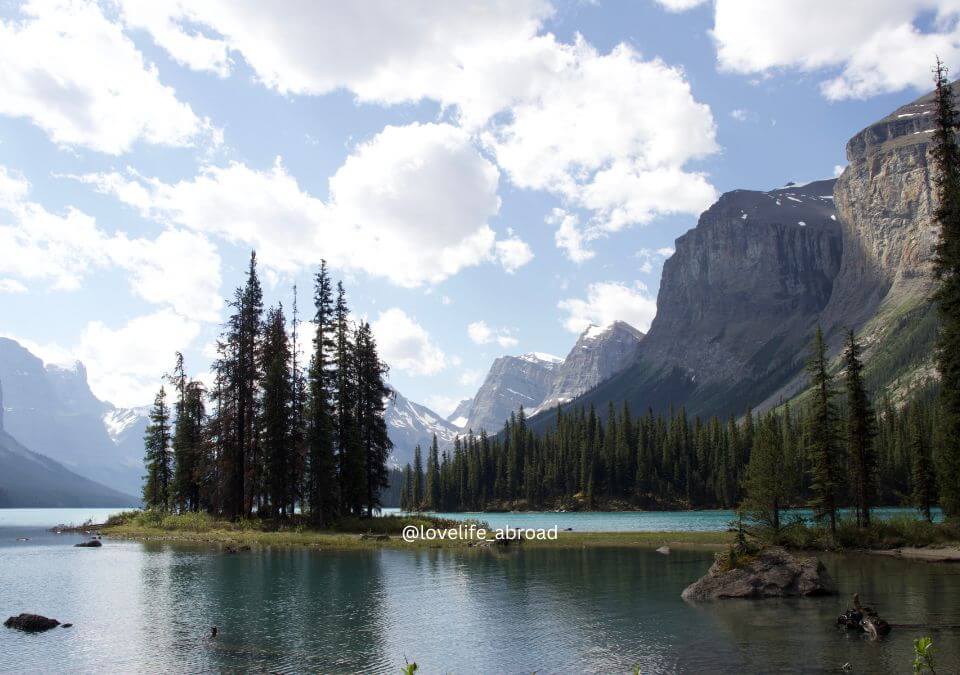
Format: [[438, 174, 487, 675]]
[[103, 407, 150, 443]]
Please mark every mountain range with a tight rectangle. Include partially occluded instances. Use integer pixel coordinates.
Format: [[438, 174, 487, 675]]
[[0, 85, 943, 502], [527, 86, 940, 431], [0, 362, 138, 507], [447, 321, 646, 434]]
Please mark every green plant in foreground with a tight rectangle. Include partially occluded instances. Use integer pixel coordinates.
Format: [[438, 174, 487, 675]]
[[913, 636, 936, 674], [401, 658, 418, 674]]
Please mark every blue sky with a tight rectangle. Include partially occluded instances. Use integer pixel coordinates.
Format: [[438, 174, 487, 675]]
[[0, 0, 954, 413]]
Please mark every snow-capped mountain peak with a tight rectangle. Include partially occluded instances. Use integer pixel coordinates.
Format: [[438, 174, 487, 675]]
[[519, 351, 564, 365], [103, 406, 151, 444], [385, 388, 461, 468]]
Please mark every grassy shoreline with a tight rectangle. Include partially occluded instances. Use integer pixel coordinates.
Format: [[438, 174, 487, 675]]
[[102, 522, 732, 551], [93, 511, 960, 560]]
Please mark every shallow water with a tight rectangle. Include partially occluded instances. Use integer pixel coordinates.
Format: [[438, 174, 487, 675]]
[[2, 510, 959, 673]]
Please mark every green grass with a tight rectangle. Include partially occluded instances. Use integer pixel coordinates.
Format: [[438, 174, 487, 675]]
[[756, 515, 960, 551], [102, 510, 732, 551]]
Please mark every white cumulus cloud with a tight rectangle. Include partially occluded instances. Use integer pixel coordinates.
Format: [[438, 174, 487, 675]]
[[654, 0, 709, 11], [467, 320, 519, 348], [77, 123, 530, 286], [127, 2, 719, 239], [116, 0, 553, 102], [558, 281, 657, 333], [0, 0, 216, 154], [372, 308, 447, 376], [548, 208, 595, 264], [712, 0, 960, 100], [0, 165, 222, 321]]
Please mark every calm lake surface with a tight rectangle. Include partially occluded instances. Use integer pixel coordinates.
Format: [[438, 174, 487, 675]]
[[2, 508, 958, 673], [385, 506, 944, 532]]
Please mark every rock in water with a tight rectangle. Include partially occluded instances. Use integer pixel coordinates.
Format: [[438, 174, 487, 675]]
[[74, 539, 102, 547], [4, 614, 60, 632], [656, 546, 671, 555], [681, 547, 836, 601]]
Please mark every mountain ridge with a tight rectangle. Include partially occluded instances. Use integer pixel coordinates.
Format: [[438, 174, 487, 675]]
[[528, 84, 943, 430]]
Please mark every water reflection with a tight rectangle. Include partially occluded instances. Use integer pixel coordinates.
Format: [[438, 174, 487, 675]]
[[3, 540, 959, 672]]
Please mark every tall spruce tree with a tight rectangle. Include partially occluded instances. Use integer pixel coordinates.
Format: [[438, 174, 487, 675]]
[[143, 386, 172, 510], [400, 463, 413, 510], [221, 252, 264, 518], [427, 434, 441, 510], [289, 286, 308, 517], [354, 321, 393, 515], [806, 325, 841, 534], [306, 262, 338, 525], [168, 353, 190, 511], [262, 304, 295, 518], [932, 59, 960, 519], [842, 329, 878, 526], [412, 445, 424, 509], [334, 282, 364, 514]]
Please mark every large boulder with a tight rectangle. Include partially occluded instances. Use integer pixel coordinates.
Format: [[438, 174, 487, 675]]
[[682, 547, 836, 601], [4, 614, 60, 632]]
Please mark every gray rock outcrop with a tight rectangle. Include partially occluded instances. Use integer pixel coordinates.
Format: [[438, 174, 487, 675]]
[[681, 547, 836, 601]]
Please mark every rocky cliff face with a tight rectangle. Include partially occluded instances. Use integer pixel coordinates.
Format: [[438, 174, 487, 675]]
[[533, 321, 644, 415], [642, 181, 842, 406], [827, 88, 937, 328], [462, 353, 562, 433], [813, 88, 940, 399], [757, 88, 942, 407], [529, 180, 844, 426]]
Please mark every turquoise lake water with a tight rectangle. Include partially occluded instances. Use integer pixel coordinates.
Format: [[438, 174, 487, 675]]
[[2, 508, 957, 672], [383, 506, 944, 532]]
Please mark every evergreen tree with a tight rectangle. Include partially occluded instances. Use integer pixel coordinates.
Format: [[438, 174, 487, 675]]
[[412, 445, 424, 509], [143, 387, 172, 509], [843, 329, 878, 526], [220, 251, 263, 518], [932, 59, 960, 520], [306, 262, 338, 525], [354, 321, 392, 515], [743, 413, 789, 532], [262, 304, 295, 518], [400, 463, 413, 510], [289, 286, 308, 517], [427, 434, 441, 510], [169, 352, 207, 512], [806, 325, 841, 534], [334, 282, 364, 514], [910, 403, 938, 522]]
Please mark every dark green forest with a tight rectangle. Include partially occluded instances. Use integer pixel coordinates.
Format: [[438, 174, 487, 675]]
[[397, 378, 941, 519]]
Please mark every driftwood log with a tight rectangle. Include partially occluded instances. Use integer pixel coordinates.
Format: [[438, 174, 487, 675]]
[[836, 593, 891, 639]]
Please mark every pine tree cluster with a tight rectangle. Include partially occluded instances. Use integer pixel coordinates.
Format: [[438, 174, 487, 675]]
[[141, 253, 393, 521]]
